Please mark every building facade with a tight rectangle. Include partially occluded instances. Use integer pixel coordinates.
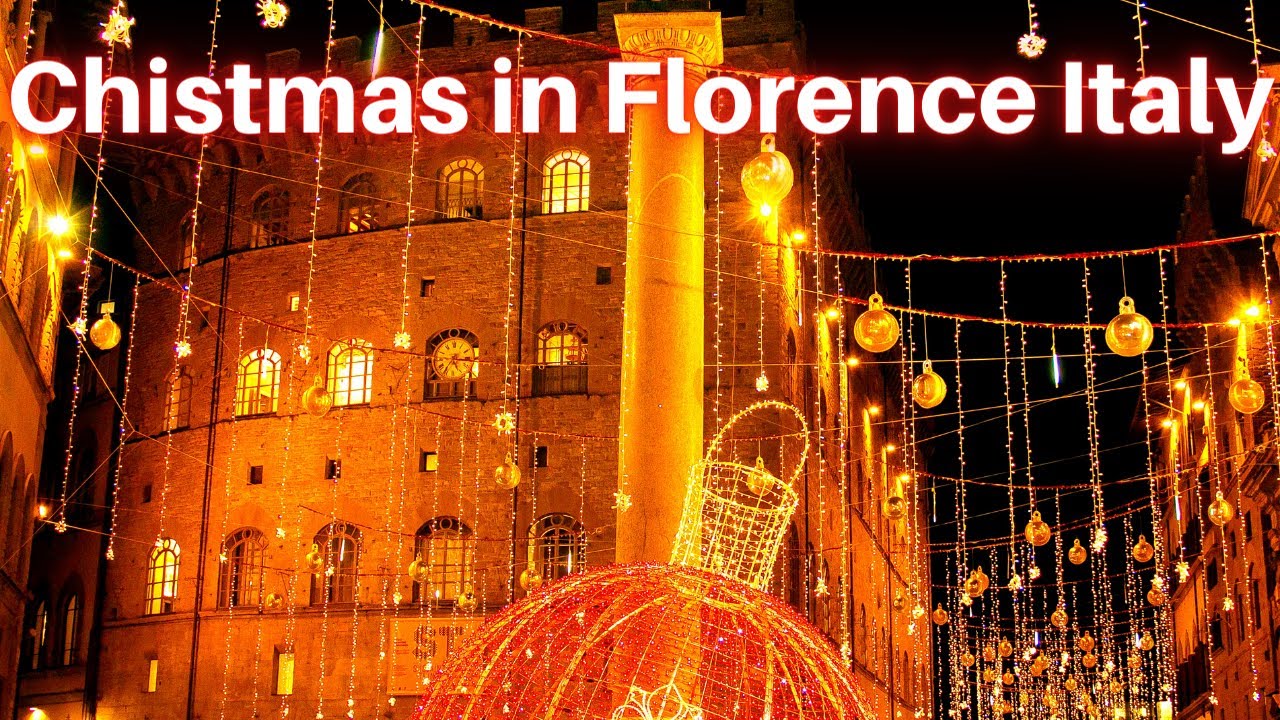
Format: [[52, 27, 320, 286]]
[[1151, 149, 1280, 720], [15, 2, 930, 719], [0, 0, 76, 718]]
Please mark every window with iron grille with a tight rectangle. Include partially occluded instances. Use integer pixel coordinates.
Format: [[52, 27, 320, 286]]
[[338, 174, 378, 234], [217, 528, 266, 608], [412, 517, 474, 604], [532, 321, 587, 396], [438, 159, 484, 220], [250, 188, 291, 247]]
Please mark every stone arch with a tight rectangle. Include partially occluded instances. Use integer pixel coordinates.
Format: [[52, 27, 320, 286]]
[[7, 455, 28, 575], [0, 432, 13, 561]]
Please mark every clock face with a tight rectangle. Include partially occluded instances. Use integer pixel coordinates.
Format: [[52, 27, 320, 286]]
[[433, 337, 477, 380]]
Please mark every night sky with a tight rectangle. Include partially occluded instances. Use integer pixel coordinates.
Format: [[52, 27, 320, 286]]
[[38, 0, 1280, 707]]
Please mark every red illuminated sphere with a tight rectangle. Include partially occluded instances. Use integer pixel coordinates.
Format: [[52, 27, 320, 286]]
[[411, 562, 873, 720]]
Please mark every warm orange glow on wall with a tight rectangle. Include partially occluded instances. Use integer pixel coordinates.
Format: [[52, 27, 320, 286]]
[[27, 143, 45, 157]]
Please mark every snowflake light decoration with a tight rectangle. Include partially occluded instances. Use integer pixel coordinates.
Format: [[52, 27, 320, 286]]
[[1029, 565, 1041, 580], [1018, 33, 1047, 59], [613, 490, 633, 513], [814, 574, 829, 597], [754, 371, 769, 393], [296, 343, 312, 362], [256, 0, 289, 28], [1222, 596, 1234, 612], [100, 2, 135, 47], [393, 331, 412, 350], [1175, 560, 1190, 582], [1257, 139, 1277, 162], [1091, 527, 1108, 552], [175, 340, 192, 358], [492, 411, 517, 435], [69, 316, 87, 337]]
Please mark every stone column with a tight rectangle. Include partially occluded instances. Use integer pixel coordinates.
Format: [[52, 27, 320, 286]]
[[614, 13, 723, 565]]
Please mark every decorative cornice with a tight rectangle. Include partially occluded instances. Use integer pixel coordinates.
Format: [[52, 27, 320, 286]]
[[614, 12, 724, 70]]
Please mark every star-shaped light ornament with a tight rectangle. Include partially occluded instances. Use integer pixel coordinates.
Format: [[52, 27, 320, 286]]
[[613, 490, 633, 513], [1018, 33, 1047, 59], [297, 343, 312, 362], [1008, 574, 1022, 591], [1091, 527, 1108, 552], [492, 411, 517, 435], [105, 546, 115, 560], [1175, 560, 1191, 583], [175, 340, 192, 359], [755, 371, 769, 393], [1029, 565, 1042, 580], [69, 316, 87, 337], [100, 2, 136, 47], [393, 331, 412, 350], [1258, 139, 1278, 162], [611, 681, 705, 720], [1222, 596, 1235, 612]]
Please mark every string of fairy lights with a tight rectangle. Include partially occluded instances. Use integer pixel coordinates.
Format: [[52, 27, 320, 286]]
[[22, 2, 1280, 720]]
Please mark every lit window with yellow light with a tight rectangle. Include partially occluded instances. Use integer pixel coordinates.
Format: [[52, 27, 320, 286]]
[[338, 173, 378, 234], [541, 149, 590, 215], [145, 538, 180, 615], [235, 348, 282, 416], [326, 339, 373, 407], [533, 321, 588, 396]]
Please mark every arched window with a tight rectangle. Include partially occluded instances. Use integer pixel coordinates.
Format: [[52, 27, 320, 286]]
[[533, 321, 587, 396], [26, 598, 47, 670], [236, 348, 281, 417], [167, 370, 193, 430], [438, 159, 484, 219], [326, 339, 373, 407], [540, 149, 589, 214], [2, 183, 25, 286], [338, 173, 378, 234], [250, 188, 290, 247], [217, 528, 266, 608], [412, 517, 473, 604], [146, 538, 181, 615], [59, 592, 80, 666], [528, 513, 585, 583], [310, 523, 360, 605], [424, 329, 478, 400]]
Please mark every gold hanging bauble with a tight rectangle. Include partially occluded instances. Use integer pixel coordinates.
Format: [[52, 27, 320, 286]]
[[1081, 652, 1097, 668], [1109, 680, 1124, 694], [740, 134, 794, 213], [1050, 606, 1069, 629], [912, 359, 947, 408], [1068, 538, 1087, 565], [1001, 671, 1015, 687], [892, 592, 906, 611], [304, 543, 324, 573], [983, 645, 997, 663], [746, 456, 774, 495], [1229, 376, 1266, 414], [965, 567, 990, 598], [495, 453, 521, 490], [1064, 676, 1078, 692], [264, 592, 284, 610], [982, 668, 997, 683], [884, 485, 907, 520], [932, 604, 949, 626], [1077, 631, 1095, 653], [998, 638, 1013, 658], [853, 293, 900, 353], [999, 701, 1014, 716], [1147, 581, 1166, 607], [1207, 490, 1235, 526], [1140, 631, 1155, 652], [407, 554, 430, 584], [1132, 534, 1155, 563], [1024, 510, 1051, 547], [1105, 296, 1154, 357], [456, 582, 478, 612], [519, 565, 543, 591], [1127, 653, 1142, 670], [301, 375, 332, 417], [1030, 662, 1045, 678], [961, 650, 975, 667], [89, 309, 122, 350]]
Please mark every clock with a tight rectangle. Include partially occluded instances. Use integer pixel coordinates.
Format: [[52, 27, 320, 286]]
[[433, 337, 477, 380]]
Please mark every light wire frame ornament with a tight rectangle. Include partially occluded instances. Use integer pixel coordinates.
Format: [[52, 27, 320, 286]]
[[671, 400, 807, 591]]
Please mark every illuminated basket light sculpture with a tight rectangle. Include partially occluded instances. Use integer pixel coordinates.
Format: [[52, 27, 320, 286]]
[[411, 401, 875, 720]]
